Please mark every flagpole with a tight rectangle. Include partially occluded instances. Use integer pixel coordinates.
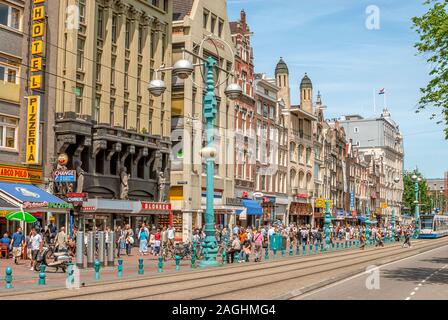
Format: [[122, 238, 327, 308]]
[[373, 88, 376, 115]]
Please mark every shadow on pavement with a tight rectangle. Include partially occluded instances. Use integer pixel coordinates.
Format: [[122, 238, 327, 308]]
[[421, 257, 448, 264], [382, 268, 448, 285]]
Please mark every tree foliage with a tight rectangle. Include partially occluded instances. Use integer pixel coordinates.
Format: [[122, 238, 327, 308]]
[[402, 170, 432, 215], [412, 0, 448, 138]]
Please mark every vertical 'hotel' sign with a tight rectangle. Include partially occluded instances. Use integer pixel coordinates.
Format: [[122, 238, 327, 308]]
[[26, 0, 46, 164]]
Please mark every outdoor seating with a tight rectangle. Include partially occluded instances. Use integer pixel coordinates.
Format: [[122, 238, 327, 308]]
[[0, 243, 10, 259]]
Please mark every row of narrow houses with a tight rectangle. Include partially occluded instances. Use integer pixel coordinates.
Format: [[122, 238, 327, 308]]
[[0, 0, 404, 241]]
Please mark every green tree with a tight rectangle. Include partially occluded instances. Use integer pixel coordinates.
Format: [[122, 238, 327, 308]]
[[412, 0, 448, 138], [402, 170, 432, 215]]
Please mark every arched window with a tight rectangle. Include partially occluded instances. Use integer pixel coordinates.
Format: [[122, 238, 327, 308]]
[[299, 171, 305, 189], [290, 169, 297, 188], [290, 142, 296, 162], [298, 145, 304, 163]]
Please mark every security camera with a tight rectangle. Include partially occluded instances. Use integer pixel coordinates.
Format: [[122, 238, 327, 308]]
[[200, 147, 218, 159]]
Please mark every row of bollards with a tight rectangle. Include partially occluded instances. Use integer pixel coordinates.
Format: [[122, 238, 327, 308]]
[[3, 236, 387, 289]]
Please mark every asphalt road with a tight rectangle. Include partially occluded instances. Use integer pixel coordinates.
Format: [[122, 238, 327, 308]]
[[296, 243, 448, 300]]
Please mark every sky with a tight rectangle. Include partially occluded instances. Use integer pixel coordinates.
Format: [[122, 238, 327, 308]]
[[227, 0, 447, 179]]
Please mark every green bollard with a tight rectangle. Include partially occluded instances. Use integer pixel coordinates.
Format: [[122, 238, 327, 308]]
[[67, 263, 74, 285], [117, 259, 123, 277], [138, 258, 144, 275], [296, 244, 300, 255], [158, 256, 163, 272], [5, 267, 12, 289], [302, 244, 306, 255], [332, 242, 335, 251], [281, 248, 285, 257], [320, 243, 324, 252], [175, 255, 180, 271], [315, 244, 318, 254], [345, 241, 348, 249], [273, 248, 277, 257], [265, 247, 269, 261], [222, 245, 227, 265], [289, 244, 293, 256], [39, 265, 46, 285], [94, 260, 101, 280], [336, 242, 340, 250], [309, 244, 313, 254]]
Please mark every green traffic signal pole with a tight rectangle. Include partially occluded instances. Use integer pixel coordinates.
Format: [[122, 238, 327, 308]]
[[391, 208, 395, 241], [324, 200, 331, 251], [199, 57, 220, 268], [414, 179, 420, 239]]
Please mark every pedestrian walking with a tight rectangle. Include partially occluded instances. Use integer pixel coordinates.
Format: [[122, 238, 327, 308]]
[[55, 226, 68, 253], [138, 223, 149, 255], [29, 228, 42, 271], [253, 229, 263, 262], [11, 227, 25, 265], [125, 224, 134, 256]]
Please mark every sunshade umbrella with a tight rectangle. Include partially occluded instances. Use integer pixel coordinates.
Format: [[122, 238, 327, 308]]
[[6, 210, 37, 223]]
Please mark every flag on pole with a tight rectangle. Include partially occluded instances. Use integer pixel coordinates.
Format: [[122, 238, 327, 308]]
[[378, 88, 385, 95]]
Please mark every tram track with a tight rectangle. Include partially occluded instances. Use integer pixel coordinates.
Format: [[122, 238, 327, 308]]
[[3, 238, 445, 300]]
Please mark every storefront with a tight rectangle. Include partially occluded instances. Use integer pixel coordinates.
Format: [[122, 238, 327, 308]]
[[235, 199, 263, 228], [0, 182, 72, 234], [80, 198, 136, 232], [289, 202, 312, 226], [276, 197, 289, 225]]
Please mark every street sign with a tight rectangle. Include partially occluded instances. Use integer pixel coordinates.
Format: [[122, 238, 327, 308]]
[[350, 192, 355, 210]]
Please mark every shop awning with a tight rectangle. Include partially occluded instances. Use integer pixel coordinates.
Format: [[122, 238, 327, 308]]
[[0, 182, 69, 211], [0, 197, 19, 211], [235, 199, 263, 216], [81, 199, 136, 214]]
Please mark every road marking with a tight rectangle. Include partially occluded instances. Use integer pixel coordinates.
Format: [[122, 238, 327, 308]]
[[414, 287, 419, 291], [410, 292, 415, 296], [295, 243, 448, 300], [405, 297, 411, 300], [418, 283, 422, 286]]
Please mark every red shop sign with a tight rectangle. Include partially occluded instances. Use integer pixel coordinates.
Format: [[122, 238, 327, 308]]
[[141, 202, 171, 211]]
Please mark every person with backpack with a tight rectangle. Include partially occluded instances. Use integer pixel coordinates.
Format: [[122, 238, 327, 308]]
[[253, 229, 263, 262]]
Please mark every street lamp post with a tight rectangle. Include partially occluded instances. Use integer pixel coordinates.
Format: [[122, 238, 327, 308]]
[[324, 200, 331, 251], [365, 208, 371, 246], [391, 176, 400, 242], [411, 174, 422, 239], [148, 35, 242, 267]]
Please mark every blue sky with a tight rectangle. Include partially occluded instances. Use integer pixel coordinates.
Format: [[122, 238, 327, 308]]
[[227, 0, 447, 178]]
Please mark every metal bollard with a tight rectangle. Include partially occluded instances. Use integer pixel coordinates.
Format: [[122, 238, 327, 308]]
[[315, 244, 318, 254], [158, 256, 163, 272], [76, 231, 84, 269], [302, 244, 306, 255], [94, 260, 101, 280], [67, 263, 74, 285], [320, 243, 324, 252], [273, 248, 277, 257], [175, 255, 180, 271], [265, 247, 269, 260], [336, 242, 340, 250], [138, 258, 144, 275], [107, 231, 115, 267], [309, 244, 313, 254], [289, 244, 293, 256], [117, 259, 123, 277], [87, 232, 94, 268], [5, 267, 12, 289], [345, 241, 348, 249], [296, 244, 300, 255], [98, 231, 106, 267], [281, 248, 285, 257], [332, 242, 335, 251], [39, 265, 46, 285]]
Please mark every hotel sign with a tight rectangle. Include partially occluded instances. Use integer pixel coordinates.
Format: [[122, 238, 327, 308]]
[[26, 96, 40, 164], [30, 0, 46, 91]]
